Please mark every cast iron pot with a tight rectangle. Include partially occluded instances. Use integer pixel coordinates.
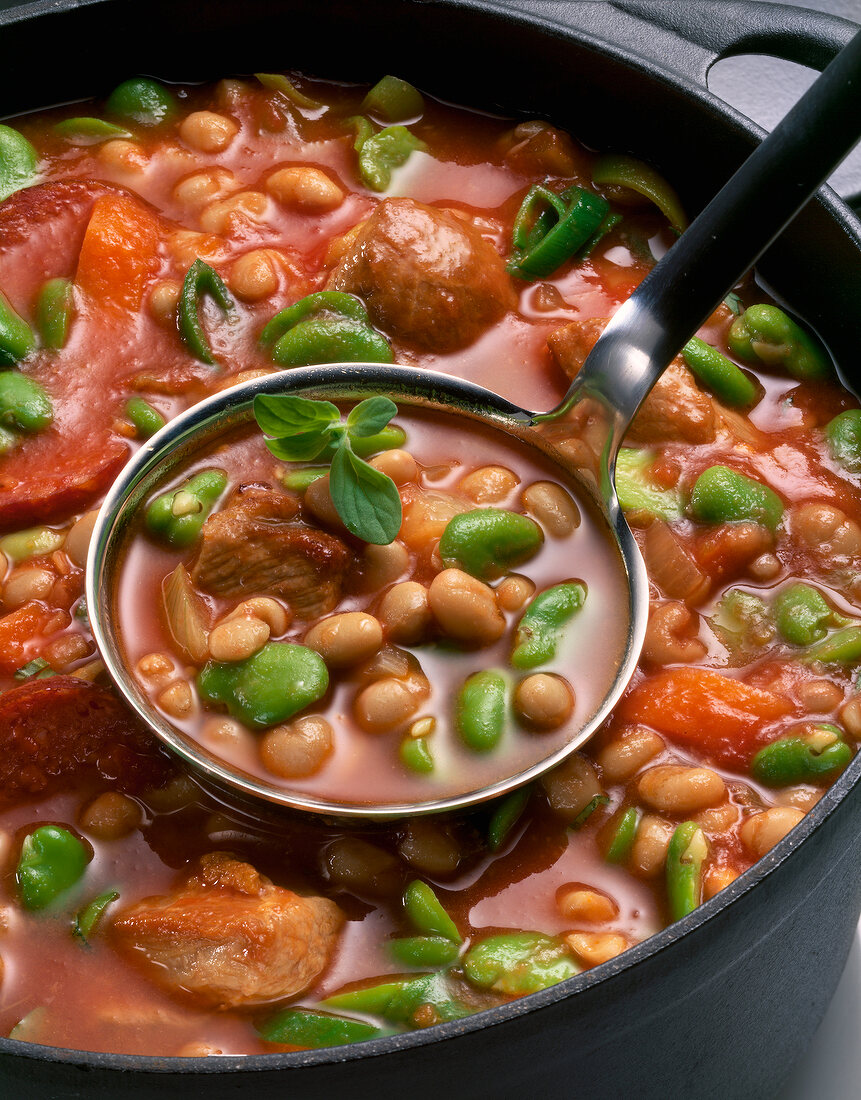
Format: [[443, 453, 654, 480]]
[[0, 1, 860, 1096]]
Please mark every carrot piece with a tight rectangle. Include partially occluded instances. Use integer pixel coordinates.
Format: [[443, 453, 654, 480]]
[[75, 193, 160, 312], [618, 666, 793, 766]]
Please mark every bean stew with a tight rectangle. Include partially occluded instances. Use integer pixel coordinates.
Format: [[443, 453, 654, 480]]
[[0, 70, 858, 1056]]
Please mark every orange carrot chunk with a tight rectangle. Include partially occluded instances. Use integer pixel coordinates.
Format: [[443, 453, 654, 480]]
[[75, 193, 160, 313]]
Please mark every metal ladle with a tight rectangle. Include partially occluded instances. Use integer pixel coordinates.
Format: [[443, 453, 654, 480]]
[[88, 31, 861, 820]]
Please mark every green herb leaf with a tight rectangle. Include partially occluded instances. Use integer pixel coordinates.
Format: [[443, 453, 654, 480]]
[[254, 393, 340, 437], [330, 442, 402, 544], [346, 396, 398, 438], [264, 428, 341, 463]]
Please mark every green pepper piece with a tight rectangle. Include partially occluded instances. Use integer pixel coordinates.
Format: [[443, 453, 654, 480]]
[[0, 124, 37, 202], [145, 468, 228, 548], [388, 936, 460, 968], [399, 734, 434, 774], [260, 291, 371, 346], [615, 449, 682, 520], [272, 315, 393, 367], [197, 642, 329, 729], [456, 670, 507, 753], [17, 826, 90, 911], [324, 970, 471, 1025], [666, 821, 708, 922], [257, 1006, 383, 1048], [508, 184, 610, 280], [73, 888, 119, 944], [688, 465, 783, 531], [751, 727, 851, 787], [774, 583, 846, 646], [35, 278, 74, 350], [803, 626, 861, 665], [726, 303, 830, 381], [487, 785, 532, 852], [54, 118, 132, 144], [125, 396, 166, 439], [463, 932, 578, 995], [178, 259, 233, 366], [681, 336, 758, 407], [361, 76, 425, 122], [356, 124, 428, 191], [511, 582, 587, 669], [0, 524, 63, 563], [0, 292, 36, 367], [255, 72, 323, 111], [591, 153, 688, 233], [439, 509, 543, 581], [605, 807, 640, 864], [106, 77, 177, 126], [403, 880, 461, 943], [0, 371, 53, 433], [825, 409, 861, 473]]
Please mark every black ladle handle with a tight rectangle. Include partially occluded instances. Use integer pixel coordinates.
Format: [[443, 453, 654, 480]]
[[547, 27, 861, 437]]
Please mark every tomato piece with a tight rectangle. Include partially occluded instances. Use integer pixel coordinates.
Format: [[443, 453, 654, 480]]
[[0, 676, 175, 804], [0, 601, 66, 675], [75, 192, 160, 313], [618, 666, 794, 767]]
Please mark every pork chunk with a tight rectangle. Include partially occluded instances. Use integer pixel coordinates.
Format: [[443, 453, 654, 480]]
[[328, 197, 516, 351], [548, 318, 717, 444], [113, 853, 344, 1009], [191, 484, 353, 619]]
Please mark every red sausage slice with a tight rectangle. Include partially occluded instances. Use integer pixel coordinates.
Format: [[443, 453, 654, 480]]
[[0, 676, 175, 805]]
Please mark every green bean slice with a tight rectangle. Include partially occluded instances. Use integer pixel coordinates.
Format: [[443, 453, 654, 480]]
[[487, 786, 532, 852], [73, 889, 119, 945], [388, 936, 460, 968], [403, 880, 461, 943], [257, 1007, 383, 1047], [178, 259, 233, 365], [125, 396, 166, 439], [35, 278, 74, 350], [681, 336, 758, 407], [666, 822, 707, 922]]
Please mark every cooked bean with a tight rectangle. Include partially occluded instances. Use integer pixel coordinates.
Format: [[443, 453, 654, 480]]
[[496, 574, 535, 612], [4, 566, 54, 608], [64, 509, 99, 568], [796, 679, 843, 713], [749, 552, 781, 581], [324, 837, 401, 897], [361, 540, 410, 590], [97, 139, 146, 173], [229, 250, 280, 302], [149, 279, 181, 323], [201, 716, 245, 745], [199, 191, 268, 235], [457, 670, 507, 752], [78, 792, 142, 840], [839, 696, 861, 739], [703, 865, 740, 901], [158, 680, 195, 719], [260, 715, 334, 778], [637, 765, 725, 815], [556, 886, 618, 923], [642, 602, 706, 665], [541, 754, 603, 821], [629, 814, 674, 878], [378, 582, 431, 644], [739, 806, 804, 858], [209, 615, 270, 662], [354, 674, 429, 734], [43, 632, 90, 671], [266, 166, 344, 211], [305, 612, 383, 667], [399, 490, 469, 553], [564, 932, 628, 967], [692, 800, 740, 833], [458, 465, 520, 504], [596, 725, 664, 784], [136, 651, 174, 681], [791, 502, 861, 561], [521, 481, 580, 536], [428, 568, 505, 646], [228, 597, 290, 637], [368, 448, 418, 485], [179, 110, 239, 153], [304, 473, 344, 530], [514, 673, 574, 731], [172, 167, 235, 207], [398, 819, 461, 876]]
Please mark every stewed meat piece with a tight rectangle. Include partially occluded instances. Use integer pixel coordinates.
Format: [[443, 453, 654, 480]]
[[113, 853, 344, 1008], [191, 484, 353, 618], [548, 318, 717, 444], [328, 197, 517, 351]]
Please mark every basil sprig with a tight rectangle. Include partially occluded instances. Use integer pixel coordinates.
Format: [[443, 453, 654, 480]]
[[254, 393, 403, 545]]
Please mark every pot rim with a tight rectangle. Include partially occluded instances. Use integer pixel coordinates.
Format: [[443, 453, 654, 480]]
[[1, 0, 860, 1073]]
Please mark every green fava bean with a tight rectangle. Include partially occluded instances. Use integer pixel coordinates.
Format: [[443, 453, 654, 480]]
[[145, 469, 228, 548], [463, 932, 578, 995], [106, 77, 177, 126], [17, 826, 90, 911], [257, 1007, 383, 1048], [324, 971, 470, 1025], [403, 879, 461, 943], [511, 581, 587, 669], [357, 125, 427, 191], [825, 409, 861, 473], [125, 396, 165, 439], [0, 371, 53, 433], [0, 124, 37, 202], [689, 465, 783, 531], [388, 935, 460, 968], [399, 734, 434, 774], [361, 76, 425, 122], [456, 670, 507, 752], [666, 821, 708, 922], [681, 336, 758, 407], [774, 583, 843, 646], [727, 303, 830, 381], [487, 785, 532, 852], [0, 293, 36, 367], [197, 642, 329, 730], [439, 509, 543, 580], [751, 729, 851, 787], [803, 626, 861, 665], [272, 315, 394, 367], [35, 278, 74, 350]]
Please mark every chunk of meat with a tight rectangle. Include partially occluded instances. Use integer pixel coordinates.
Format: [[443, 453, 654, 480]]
[[548, 318, 717, 444], [0, 677, 174, 805], [113, 852, 344, 1008], [327, 197, 516, 351], [191, 484, 353, 619]]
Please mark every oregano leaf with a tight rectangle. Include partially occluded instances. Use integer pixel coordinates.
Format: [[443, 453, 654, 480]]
[[329, 442, 402, 544], [264, 428, 340, 463], [346, 396, 397, 438], [254, 393, 340, 437]]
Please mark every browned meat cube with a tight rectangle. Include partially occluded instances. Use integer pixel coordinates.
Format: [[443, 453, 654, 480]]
[[113, 853, 344, 1009], [328, 197, 517, 351], [548, 318, 717, 444], [191, 484, 353, 619]]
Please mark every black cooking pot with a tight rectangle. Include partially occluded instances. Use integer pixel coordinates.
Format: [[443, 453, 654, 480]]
[[1, 1, 860, 1096]]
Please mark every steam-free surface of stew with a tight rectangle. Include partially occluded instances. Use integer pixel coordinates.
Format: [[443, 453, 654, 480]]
[[0, 70, 858, 1057]]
